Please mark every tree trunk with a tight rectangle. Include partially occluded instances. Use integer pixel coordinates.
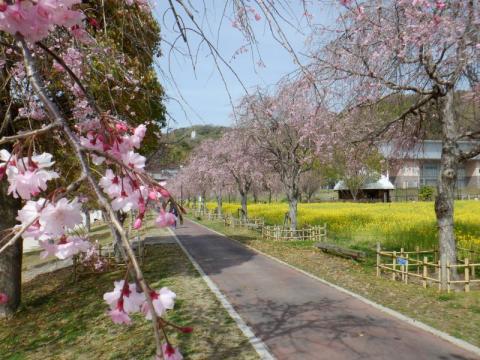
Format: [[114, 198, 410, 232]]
[[216, 194, 223, 216], [287, 193, 298, 230], [0, 182, 22, 317], [351, 190, 358, 201], [240, 191, 248, 219], [268, 189, 272, 203], [435, 87, 458, 284]]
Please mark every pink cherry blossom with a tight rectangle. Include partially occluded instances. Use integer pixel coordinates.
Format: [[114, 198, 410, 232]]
[[39, 198, 83, 237], [111, 190, 140, 212], [109, 307, 131, 325], [130, 124, 147, 148], [104, 281, 146, 315], [6, 167, 59, 199], [121, 151, 146, 171], [143, 287, 176, 320], [1, 151, 59, 200], [133, 218, 142, 229], [159, 344, 183, 360], [38, 240, 58, 259], [0, 0, 85, 42], [55, 236, 91, 259], [99, 169, 122, 198], [0, 292, 8, 305], [155, 210, 176, 228]]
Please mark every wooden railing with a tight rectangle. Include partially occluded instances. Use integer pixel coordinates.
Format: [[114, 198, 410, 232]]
[[262, 224, 327, 242], [376, 244, 480, 292]]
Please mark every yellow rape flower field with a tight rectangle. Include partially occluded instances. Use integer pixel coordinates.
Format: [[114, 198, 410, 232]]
[[210, 201, 480, 252]]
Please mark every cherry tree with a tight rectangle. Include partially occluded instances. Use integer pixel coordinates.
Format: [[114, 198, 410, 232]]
[[176, 139, 231, 214], [237, 80, 333, 229], [299, 168, 324, 203], [309, 0, 479, 275], [210, 129, 266, 219]]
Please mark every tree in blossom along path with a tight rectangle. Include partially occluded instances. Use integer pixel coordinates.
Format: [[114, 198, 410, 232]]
[[0, 1, 185, 358]]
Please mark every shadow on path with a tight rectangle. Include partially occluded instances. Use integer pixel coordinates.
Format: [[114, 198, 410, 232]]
[[174, 220, 478, 360]]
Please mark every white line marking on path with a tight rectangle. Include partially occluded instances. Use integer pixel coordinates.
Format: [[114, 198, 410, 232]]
[[168, 227, 275, 360], [189, 218, 480, 357]]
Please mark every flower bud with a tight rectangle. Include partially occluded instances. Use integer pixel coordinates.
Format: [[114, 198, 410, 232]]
[[133, 218, 142, 229]]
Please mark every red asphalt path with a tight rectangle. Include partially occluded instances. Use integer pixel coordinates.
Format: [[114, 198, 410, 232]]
[[174, 220, 479, 360]]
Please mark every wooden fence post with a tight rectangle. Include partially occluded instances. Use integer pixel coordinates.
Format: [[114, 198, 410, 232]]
[[405, 254, 409, 284], [400, 248, 404, 281], [416, 246, 420, 274], [422, 256, 428, 288], [465, 258, 470, 293], [441, 253, 447, 291], [392, 250, 397, 281], [376, 243, 381, 277], [438, 259, 442, 290]]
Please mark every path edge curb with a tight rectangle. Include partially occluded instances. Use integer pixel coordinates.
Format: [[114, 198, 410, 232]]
[[189, 218, 480, 357], [168, 227, 276, 360]]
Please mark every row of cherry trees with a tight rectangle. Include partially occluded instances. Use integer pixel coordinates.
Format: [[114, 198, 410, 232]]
[[175, 78, 380, 228]]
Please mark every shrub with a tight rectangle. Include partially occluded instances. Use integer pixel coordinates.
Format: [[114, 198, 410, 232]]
[[419, 186, 435, 201]]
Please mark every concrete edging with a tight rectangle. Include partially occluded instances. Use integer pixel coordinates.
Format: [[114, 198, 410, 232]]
[[168, 227, 275, 360], [189, 218, 480, 357]]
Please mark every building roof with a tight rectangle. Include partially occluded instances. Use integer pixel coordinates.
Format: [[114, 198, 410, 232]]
[[334, 175, 395, 191], [381, 140, 480, 160]]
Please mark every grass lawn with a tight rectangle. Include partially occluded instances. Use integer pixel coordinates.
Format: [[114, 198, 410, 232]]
[[1, 234, 259, 359], [194, 217, 480, 347], [207, 201, 480, 252]]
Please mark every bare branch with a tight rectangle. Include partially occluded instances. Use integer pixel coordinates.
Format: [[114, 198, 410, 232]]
[[0, 121, 60, 146]]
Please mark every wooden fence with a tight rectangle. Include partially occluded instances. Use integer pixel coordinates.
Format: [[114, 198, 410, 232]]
[[262, 224, 327, 242], [376, 244, 480, 292], [190, 208, 327, 242]]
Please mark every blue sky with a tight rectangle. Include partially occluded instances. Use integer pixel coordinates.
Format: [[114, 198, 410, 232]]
[[152, 2, 338, 129]]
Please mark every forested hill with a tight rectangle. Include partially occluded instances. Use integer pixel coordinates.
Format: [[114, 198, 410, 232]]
[[147, 125, 227, 170]]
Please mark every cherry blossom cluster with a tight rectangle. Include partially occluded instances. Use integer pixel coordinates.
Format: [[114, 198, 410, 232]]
[[82, 119, 178, 229], [80, 244, 108, 271], [104, 280, 176, 324], [0, 150, 58, 199], [0, 0, 86, 43], [104, 280, 185, 359], [0, 148, 93, 259]]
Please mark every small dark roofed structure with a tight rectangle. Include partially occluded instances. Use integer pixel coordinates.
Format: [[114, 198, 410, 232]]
[[334, 175, 395, 202]]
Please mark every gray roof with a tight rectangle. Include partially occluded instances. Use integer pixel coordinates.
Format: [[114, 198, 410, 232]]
[[381, 140, 480, 160], [334, 175, 395, 191]]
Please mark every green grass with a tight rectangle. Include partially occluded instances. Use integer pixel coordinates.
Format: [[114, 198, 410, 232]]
[[3, 236, 258, 359], [195, 217, 480, 347], [207, 201, 480, 252]]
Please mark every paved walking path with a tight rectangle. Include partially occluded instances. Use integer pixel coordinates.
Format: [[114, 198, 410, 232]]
[[174, 220, 479, 360]]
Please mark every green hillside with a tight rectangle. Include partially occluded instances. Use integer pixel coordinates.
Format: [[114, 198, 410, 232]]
[[147, 125, 227, 170]]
